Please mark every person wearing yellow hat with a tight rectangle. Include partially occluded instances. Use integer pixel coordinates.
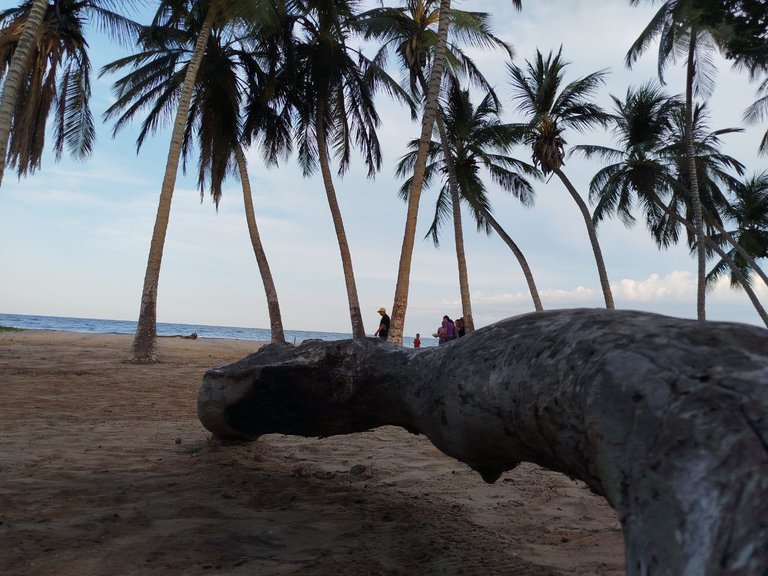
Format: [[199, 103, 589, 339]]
[[374, 307, 390, 339]]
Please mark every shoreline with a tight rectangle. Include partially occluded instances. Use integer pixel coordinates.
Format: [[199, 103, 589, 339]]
[[0, 312, 436, 347], [0, 330, 624, 575]]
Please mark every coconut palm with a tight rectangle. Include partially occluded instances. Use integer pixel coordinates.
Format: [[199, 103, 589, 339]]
[[283, 0, 412, 339], [656, 101, 745, 248], [102, 15, 289, 344], [508, 47, 615, 309], [361, 0, 515, 333], [664, 197, 768, 326], [397, 84, 544, 312], [576, 86, 768, 325], [573, 82, 680, 231], [0, 0, 46, 188], [696, 1, 768, 156], [387, 0, 450, 345], [0, 0, 140, 187], [652, 103, 768, 295], [113, 0, 279, 362], [360, 0, 510, 101], [707, 172, 768, 289], [626, 0, 723, 320]]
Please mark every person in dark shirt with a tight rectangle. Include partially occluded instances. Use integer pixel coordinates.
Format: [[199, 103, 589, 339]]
[[374, 307, 390, 339]]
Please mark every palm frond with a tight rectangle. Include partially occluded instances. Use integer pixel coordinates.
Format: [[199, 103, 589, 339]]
[[626, 1, 673, 69], [58, 54, 94, 160], [424, 182, 453, 246]]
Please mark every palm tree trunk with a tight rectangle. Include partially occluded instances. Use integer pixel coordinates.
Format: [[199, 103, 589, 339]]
[[234, 145, 286, 344], [478, 206, 544, 312], [315, 97, 365, 339], [659, 200, 768, 328], [685, 31, 707, 321], [389, 0, 451, 345], [415, 69, 474, 331], [0, 0, 47, 189], [131, 6, 217, 363], [434, 104, 474, 332], [553, 167, 615, 309]]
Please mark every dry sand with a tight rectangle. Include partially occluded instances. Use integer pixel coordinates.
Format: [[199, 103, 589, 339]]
[[0, 330, 625, 575]]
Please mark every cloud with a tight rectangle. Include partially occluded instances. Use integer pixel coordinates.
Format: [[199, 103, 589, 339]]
[[613, 271, 695, 302], [474, 270, 768, 308], [464, 271, 768, 329]]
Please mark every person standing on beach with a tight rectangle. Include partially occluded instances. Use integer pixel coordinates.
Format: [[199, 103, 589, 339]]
[[437, 316, 456, 345], [374, 307, 390, 339], [413, 333, 421, 348]]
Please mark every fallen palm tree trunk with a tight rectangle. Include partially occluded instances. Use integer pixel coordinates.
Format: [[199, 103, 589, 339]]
[[198, 308, 768, 575]]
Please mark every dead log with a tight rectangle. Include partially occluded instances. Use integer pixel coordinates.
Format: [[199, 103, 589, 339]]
[[197, 308, 768, 575]]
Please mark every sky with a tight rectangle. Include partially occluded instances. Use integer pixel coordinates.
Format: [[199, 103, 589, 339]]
[[1, 0, 767, 337]]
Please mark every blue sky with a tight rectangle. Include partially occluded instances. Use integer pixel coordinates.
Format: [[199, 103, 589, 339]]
[[1, 0, 767, 336]]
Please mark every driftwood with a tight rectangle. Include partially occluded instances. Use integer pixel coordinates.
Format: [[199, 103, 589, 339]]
[[160, 332, 198, 339], [197, 308, 768, 575]]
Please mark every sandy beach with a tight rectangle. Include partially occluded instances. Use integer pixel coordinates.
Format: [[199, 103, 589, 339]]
[[0, 330, 624, 575]]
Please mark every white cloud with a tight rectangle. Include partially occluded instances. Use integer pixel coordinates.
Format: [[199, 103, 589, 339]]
[[613, 271, 695, 302]]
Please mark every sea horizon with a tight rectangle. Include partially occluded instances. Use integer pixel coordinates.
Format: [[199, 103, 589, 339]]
[[0, 312, 435, 347]]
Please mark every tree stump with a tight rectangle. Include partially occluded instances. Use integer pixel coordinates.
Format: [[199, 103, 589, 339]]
[[198, 308, 768, 575]]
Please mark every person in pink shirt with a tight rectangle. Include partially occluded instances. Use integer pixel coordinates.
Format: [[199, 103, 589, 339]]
[[436, 316, 455, 345]]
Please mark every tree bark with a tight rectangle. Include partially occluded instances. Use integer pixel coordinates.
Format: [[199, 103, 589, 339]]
[[686, 31, 707, 321], [388, 0, 451, 345], [199, 308, 768, 576], [234, 145, 286, 344], [315, 96, 365, 339], [434, 108, 474, 332], [0, 0, 47, 189], [553, 167, 615, 309], [131, 6, 217, 362]]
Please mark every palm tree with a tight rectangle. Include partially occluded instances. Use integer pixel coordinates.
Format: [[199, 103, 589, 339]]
[[508, 47, 615, 309], [387, 0, 450, 345], [397, 84, 544, 312], [102, 15, 288, 344], [0, 0, 140, 188], [667, 201, 768, 326], [575, 85, 768, 325], [0, 0, 46, 188], [361, 0, 515, 333], [708, 172, 768, 289], [360, 1, 510, 102], [284, 0, 411, 339], [655, 102, 768, 292], [626, 0, 722, 320], [695, 1, 768, 157], [116, 0, 278, 362], [572, 83, 688, 236]]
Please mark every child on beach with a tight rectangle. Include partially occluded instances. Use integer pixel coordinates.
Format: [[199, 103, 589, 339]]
[[413, 333, 421, 349]]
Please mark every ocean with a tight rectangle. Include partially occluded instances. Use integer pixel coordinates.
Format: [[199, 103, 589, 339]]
[[0, 313, 433, 348]]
